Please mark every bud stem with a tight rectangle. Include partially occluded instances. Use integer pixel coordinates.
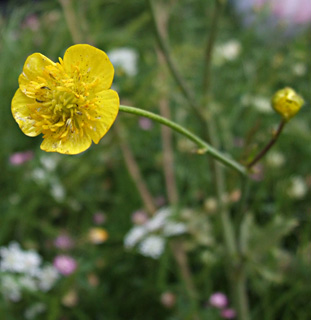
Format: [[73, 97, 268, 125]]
[[247, 120, 286, 169]]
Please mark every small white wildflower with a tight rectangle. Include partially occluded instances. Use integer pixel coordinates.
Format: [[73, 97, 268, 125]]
[[40, 155, 59, 171], [37, 265, 59, 292], [50, 181, 66, 202], [220, 40, 241, 61], [1, 274, 21, 302], [24, 302, 46, 320], [253, 96, 272, 113], [19, 275, 38, 292], [138, 235, 165, 259], [31, 168, 47, 183], [0, 242, 25, 273], [241, 94, 272, 114], [287, 176, 308, 199], [292, 63, 306, 76], [266, 151, 285, 167], [145, 207, 170, 232], [108, 48, 138, 76], [163, 222, 187, 237], [124, 226, 147, 249]]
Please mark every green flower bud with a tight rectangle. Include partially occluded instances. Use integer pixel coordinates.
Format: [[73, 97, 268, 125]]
[[272, 87, 304, 121]]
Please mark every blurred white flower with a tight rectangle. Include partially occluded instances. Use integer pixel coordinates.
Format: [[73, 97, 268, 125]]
[[292, 63, 306, 76], [108, 48, 138, 76], [124, 226, 147, 248], [0, 242, 59, 301], [37, 265, 59, 292], [24, 302, 46, 320], [19, 275, 38, 291], [31, 168, 47, 184], [287, 176, 308, 199], [145, 208, 170, 232], [214, 40, 241, 65], [241, 94, 272, 113], [1, 274, 21, 302], [266, 151, 285, 167], [0, 242, 41, 274], [138, 235, 165, 259], [40, 154, 59, 171], [163, 222, 187, 237], [50, 181, 66, 202]]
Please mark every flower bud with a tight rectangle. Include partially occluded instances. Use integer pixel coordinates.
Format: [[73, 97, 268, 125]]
[[272, 87, 304, 121]]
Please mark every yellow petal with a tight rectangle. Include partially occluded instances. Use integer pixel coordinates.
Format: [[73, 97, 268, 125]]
[[87, 89, 119, 144], [19, 53, 54, 89], [11, 89, 41, 137], [63, 44, 114, 92], [40, 131, 92, 155]]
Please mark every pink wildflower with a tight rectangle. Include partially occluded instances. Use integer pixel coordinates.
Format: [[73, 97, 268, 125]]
[[53, 255, 77, 276], [9, 151, 33, 165], [209, 292, 228, 309]]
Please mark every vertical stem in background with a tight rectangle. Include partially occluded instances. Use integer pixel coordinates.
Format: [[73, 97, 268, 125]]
[[115, 124, 157, 215], [201, 1, 250, 320], [59, 0, 83, 44], [155, 3, 200, 318]]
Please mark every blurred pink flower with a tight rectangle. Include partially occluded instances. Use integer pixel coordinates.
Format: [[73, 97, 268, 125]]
[[138, 117, 153, 130], [131, 210, 149, 225], [160, 291, 176, 308], [221, 308, 237, 319], [9, 151, 34, 166], [93, 212, 106, 225], [209, 292, 228, 309], [23, 14, 40, 31], [54, 234, 74, 250], [53, 255, 77, 276]]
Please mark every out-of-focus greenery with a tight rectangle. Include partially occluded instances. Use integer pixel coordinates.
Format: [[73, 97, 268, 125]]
[[0, 0, 311, 319]]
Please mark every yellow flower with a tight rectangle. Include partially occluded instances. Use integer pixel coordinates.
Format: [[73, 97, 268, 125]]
[[271, 87, 304, 121], [88, 227, 109, 244], [12, 44, 119, 154]]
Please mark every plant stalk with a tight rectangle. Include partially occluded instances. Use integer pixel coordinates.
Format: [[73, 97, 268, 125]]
[[119, 105, 247, 176]]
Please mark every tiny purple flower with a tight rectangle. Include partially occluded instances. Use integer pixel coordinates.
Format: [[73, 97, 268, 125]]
[[54, 234, 74, 250], [93, 212, 106, 225], [131, 210, 149, 225], [9, 151, 34, 166], [221, 308, 236, 319], [138, 117, 153, 130], [53, 255, 77, 276], [209, 292, 228, 309]]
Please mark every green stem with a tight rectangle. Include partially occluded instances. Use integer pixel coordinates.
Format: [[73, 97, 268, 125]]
[[202, 0, 224, 97], [119, 105, 246, 176], [146, 0, 203, 120], [247, 120, 286, 169]]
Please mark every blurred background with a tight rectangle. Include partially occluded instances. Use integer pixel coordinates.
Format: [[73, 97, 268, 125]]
[[0, 0, 310, 319]]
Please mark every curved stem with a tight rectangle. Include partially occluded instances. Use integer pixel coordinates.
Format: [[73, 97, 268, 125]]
[[119, 105, 247, 176], [247, 120, 286, 169]]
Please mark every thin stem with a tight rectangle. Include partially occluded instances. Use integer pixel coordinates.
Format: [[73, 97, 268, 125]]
[[119, 105, 247, 176], [247, 120, 286, 169], [59, 0, 83, 44], [146, 0, 203, 120], [115, 124, 157, 215], [202, 0, 224, 97]]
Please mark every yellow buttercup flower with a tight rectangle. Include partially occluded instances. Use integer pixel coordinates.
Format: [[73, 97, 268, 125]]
[[271, 87, 304, 122], [12, 44, 119, 154]]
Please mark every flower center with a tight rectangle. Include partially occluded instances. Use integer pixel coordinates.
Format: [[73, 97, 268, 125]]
[[24, 61, 99, 139]]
